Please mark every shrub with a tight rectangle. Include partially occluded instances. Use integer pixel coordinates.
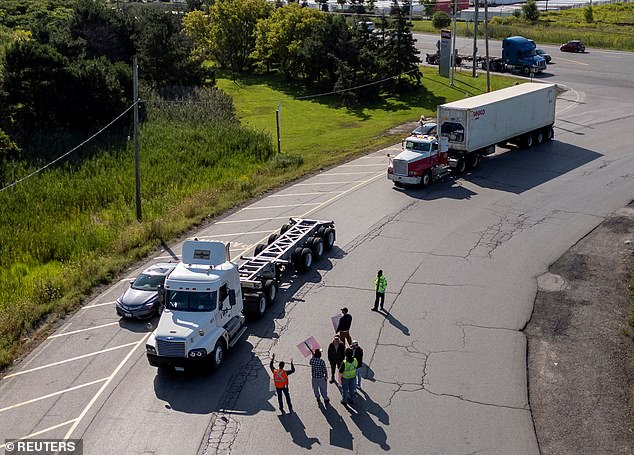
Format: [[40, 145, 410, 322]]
[[432, 11, 451, 29]]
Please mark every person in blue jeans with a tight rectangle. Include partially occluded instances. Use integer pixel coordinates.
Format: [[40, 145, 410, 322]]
[[339, 348, 358, 405], [351, 340, 364, 389]]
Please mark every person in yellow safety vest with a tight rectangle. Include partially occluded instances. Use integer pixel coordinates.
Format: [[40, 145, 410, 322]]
[[372, 269, 388, 311], [338, 348, 358, 405], [270, 353, 295, 413]]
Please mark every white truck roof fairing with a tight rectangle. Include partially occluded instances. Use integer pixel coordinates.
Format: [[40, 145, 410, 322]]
[[165, 261, 236, 291], [181, 239, 228, 266]]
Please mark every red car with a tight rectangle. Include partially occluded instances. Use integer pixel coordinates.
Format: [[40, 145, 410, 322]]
[[560, 40, 586, 53]]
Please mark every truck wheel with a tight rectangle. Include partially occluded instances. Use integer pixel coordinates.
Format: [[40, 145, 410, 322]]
[[316, 226, 326, 238], [267, 233, 278, 245], [264, 279, 277, 304], [299, 248, 313, 272], [323, 228, 335, 251], [394, 181, 404, 188], [469, 153, 479, 169], [254, 294, 267, 318], [523, 134, 533, 148], [280, 223, 290, 235], [545, 126, 554, 141], [211, 340, 226, 371], [523, 66, 530, 75], [291, 247, 303, 270], [421, 172, 432, 187], [454, 159, 466, 174], [254, 243, 267, 256], [535, 130, 544, 144], [311, 237, 324, 258]]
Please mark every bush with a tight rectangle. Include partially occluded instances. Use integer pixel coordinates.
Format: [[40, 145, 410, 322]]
[[432, 11, 451, 29], [584, 5, 594, 23]]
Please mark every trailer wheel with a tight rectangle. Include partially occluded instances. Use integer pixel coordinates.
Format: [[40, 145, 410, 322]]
[[523, 134, 534, 149], [211, 339, 226, 371], [254, 243, 267, 256], [299, 248, 313, 272], [468, 153, 480, 169], [535, 130, 544, 145], [291, 247, 303, 270], [267, 233, 279, 245], [280, 223, 290, 235], [523, 66, 530, 75], [264, 279, 277, 304], [323, 228, 336, 251], [545, 126, 554, 141], [253, 294, 267, 318], [316, 226, 326, 239], [311, 237, 324, 258], [453, 159, 467, 174], [421, 171, 432, 188]]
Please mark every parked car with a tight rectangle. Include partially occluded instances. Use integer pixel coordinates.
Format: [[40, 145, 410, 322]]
[[411, 122, 437, 136], [535, 49, 552, 63], [116, 263, 176, 319], [560, 40, 585, 53]]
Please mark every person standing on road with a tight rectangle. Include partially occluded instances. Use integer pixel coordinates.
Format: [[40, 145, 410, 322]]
[[327, 335, 345, 384], [336, 307, 353, 347], [309, 349, 330, 405], [372, 270, 388, 311], [339, 348, 358, 405], [351, 340, 364, 389], [270, 353, 295, 413]]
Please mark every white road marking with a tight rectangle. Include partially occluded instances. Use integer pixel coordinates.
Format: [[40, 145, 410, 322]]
[[192, 230, 275, 238], [295, 181, 356, 186], [0, 378, 108, 413], [241, 203, 321, 210], [3, 341, 140, 379], [81, 300, 116, 310], [0, 419, 78, 449], [557, 87, 581, 116], [556, 56, 590, 66], [153, 255, 181, 260], [216, 216, 291, 224], [48, 322, 120, 339], [313, 171, 376, 176], [339, 163, 387, 167], [268, 191, 343, 197], [63, 333, 150, 440]]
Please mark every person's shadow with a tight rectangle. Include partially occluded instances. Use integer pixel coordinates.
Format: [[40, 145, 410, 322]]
[[381, 309, 410, 336], [358, 388, 389, 425], [277, 412, 320, 449], [319, 402, 354, 450], [346, 393, 390, 450]]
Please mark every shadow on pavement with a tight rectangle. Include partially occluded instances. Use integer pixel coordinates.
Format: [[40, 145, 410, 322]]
[[381, 309, 410, 336], [277, 412, 321, 449], [358, 388, 390, 425], [319, 402, 354, 450], [346, 393, 390, 450]]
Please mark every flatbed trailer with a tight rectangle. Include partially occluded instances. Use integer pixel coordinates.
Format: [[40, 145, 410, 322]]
[[238, 217, 336, 317]]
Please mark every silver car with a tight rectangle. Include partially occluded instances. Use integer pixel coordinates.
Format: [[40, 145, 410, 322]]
[[411, 122, 437, 136], [116, 263, 176, 319]]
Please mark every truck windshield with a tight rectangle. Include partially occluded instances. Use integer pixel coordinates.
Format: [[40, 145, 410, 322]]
[[524, 49, 537, 57], [132, 274, 165, 291], [406, 140, 431, 152], [167, 290, 217, 312]]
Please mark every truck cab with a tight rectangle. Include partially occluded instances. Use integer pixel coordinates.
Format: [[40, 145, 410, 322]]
[[146, 240, 246, 371], [387, 135, 449, 187], [502, 36, 547, 74]]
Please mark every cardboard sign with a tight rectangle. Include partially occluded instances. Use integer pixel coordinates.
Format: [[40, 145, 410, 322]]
[[297, 336, 321, 358], [331, 314, 342, 332]]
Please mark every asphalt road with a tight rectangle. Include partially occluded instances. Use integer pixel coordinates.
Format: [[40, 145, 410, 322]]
[[1, 36, 634, 455]]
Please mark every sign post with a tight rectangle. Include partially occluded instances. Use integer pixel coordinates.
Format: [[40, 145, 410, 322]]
[[439, 29, 451, 78]]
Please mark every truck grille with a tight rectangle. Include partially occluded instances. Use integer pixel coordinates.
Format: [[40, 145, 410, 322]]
[[393, 159, 408, 176], [157, 339, 186, 357]]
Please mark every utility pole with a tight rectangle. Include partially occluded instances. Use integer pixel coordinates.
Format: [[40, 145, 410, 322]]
[[472, 0, 479, 78], [450, 0, 457, 86], [133, 56, 142, 222], [484, 0, 491, 92], [276, 104, 281, 155]]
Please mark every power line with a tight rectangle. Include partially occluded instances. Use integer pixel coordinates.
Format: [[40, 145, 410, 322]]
[[0, 102, 137, 193]]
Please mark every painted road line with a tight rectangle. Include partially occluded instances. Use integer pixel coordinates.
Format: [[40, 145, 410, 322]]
[[63, 333, 150, 440], [295, 181, 356, 186], [48, 322, 120, 339], [313, 171, 376, 176], [3, 341, 140, 379], [0, 419, 79, 449], [241, 203, 321, 211], [268, 191, 344, 198], [231, 171, 384, 261], [81, 300, 116, 310], [339, 163, 388, 167], [192, 230, 275, 238], [556, 56, 590, 66], [153, 255, 181, 260], [216, 216, 290, 225], [0, 378, 108, 413], [557, 88, 581, 116]]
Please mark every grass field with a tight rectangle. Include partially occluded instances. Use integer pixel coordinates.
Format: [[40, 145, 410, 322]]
[[0, 67, 515, 369], [412, 2, 634, 51]]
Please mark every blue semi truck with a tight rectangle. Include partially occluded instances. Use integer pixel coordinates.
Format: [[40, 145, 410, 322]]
[[484, 36, 547, 74]]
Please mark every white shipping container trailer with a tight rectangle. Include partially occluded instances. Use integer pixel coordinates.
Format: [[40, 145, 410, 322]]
[[437, 83, 557, 172]]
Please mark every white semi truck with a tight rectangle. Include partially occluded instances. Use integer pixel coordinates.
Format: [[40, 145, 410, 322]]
[[146, 217, 336, 371], [389, 83, 558, 187]]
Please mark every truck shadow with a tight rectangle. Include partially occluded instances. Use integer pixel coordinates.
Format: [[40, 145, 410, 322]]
[[400, 140, 602, 198]]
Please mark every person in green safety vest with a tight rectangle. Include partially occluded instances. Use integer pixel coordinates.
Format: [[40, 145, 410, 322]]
[[372, 270, 387, 311], [339, 348, 358, 405]]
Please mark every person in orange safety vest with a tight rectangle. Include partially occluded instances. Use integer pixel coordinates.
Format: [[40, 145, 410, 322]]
[[270, 353, 295, 413]]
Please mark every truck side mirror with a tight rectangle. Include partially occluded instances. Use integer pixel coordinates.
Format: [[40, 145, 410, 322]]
[[157, 285, 165, 305], [439, 136, 449, 153]]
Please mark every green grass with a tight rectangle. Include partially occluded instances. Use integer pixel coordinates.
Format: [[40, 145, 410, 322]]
[[0, 67, 515, 369], [412, 2, 634, 51]]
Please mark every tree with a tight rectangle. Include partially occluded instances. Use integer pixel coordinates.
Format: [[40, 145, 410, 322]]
[[584, 4, 594, 23], [0, 128, 20, 186], [183, 0, 272, 73], [432, 11, 451, 29], [383, 0, 421, 86], [522, 0, 539, 22], [422, 0, 437, 18]]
